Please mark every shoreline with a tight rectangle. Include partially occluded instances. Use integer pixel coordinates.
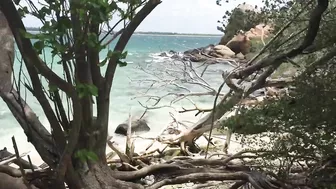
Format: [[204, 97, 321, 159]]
[[25, 30, 222, 38], [133, 33, 222, 38]]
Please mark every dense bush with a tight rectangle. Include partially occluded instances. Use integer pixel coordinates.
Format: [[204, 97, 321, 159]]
[[220, 57, 336, 188]]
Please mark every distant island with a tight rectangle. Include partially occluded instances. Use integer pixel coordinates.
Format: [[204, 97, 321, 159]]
[[25, 27, 222, 37]]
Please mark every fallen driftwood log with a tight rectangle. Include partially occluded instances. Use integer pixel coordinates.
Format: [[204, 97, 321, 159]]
[[0, 147, 38, 169]]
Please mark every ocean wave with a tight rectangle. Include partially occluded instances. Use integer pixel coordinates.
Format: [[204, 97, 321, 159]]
[[98, 59, 134, 64], [149, 51, 182, 60], [0, 110, 12, 119]]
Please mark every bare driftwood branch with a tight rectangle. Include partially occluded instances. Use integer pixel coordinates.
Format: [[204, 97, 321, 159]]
[[0, 148, 38, 169], [0, 88, 58, 168], [11, 137, 32, 189], [0, 165, 22, 177]]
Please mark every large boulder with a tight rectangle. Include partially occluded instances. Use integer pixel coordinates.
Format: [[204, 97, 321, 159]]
[[236, 52, 245, 60], [115, 117, 150, 136], [183, 44, 215, 62], [213, 45, 236, 58], [225, 33, 252, 56], [183, 48, 200, 55], [245, 23, 273, 40]]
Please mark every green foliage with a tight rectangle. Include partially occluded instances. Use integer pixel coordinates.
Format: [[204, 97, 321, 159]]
[[76, 83, 99, 98], [220, 59, 336, 187], [74, 149, 99, 162], [17, 0, 140, 64], [98, 50, 128, 67], [48, 85, 59, 93]]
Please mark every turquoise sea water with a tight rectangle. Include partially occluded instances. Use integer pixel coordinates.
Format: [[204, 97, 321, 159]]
[[0, 34, 233, 156]]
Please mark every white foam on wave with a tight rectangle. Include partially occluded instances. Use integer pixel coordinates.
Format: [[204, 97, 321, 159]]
[[148, 51, 182, 62]]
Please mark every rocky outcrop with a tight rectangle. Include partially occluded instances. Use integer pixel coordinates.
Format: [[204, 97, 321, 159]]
[[210, 45, 235, 58], [218, 22, 274, 57], [183, 44, 238, 60], [166, 22, 273, 64], [219, 3, 262, 45], [225, 33, 252, 56], [168, 43, 249, 65], [115, 117, 150, 136], [245, 23, 273, 40]]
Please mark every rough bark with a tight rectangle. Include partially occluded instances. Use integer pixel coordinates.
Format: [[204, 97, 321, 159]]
[[0, 11, 13, 93], [76, 162, 144, 189], [0, 148, 38, 169]]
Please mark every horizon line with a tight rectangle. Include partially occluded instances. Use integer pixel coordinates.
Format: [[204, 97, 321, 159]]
[[25, 27, 223, 36]]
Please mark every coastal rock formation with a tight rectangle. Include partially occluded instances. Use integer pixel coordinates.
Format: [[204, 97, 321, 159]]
[[166, 21, 274, 63], [165, 42, 249, 64], [219, 3, 261, 45], [245, 23, 274, 40], [236, 53, 245, 60], [115, 117, 150, 136], [211, 45, 236, 58], [226, 32, 252, 56], [183, 44, 236, 61]]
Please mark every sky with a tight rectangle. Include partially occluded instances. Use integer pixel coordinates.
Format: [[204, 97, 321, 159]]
[[22, 0, 264, 34]]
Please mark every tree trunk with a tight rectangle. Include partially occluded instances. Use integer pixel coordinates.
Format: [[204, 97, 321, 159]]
[[0, 10, 13, 93], [71, 161, 143, 189]]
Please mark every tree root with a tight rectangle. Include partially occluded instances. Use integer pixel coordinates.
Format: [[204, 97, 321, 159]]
[[146, 171, 276, 189], [0, 165, 24, 177]]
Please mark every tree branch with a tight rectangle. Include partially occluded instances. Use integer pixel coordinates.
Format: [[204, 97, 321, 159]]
[[231, 0, 329, 80], [146, 172, 268, 189], [104, 0, 161, 96], [0, 0, 74, 95], [0, 1, 70, 160], [0, 90, 57, 166]]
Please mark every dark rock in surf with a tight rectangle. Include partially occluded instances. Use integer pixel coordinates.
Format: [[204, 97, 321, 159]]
[[169, 50, 177, 54], [183, 48, 200, 55], [115, 118, 150, 136], [189, 54, 207, 62], [159, 52, 168, 57], [171, 54, 180, 59]]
